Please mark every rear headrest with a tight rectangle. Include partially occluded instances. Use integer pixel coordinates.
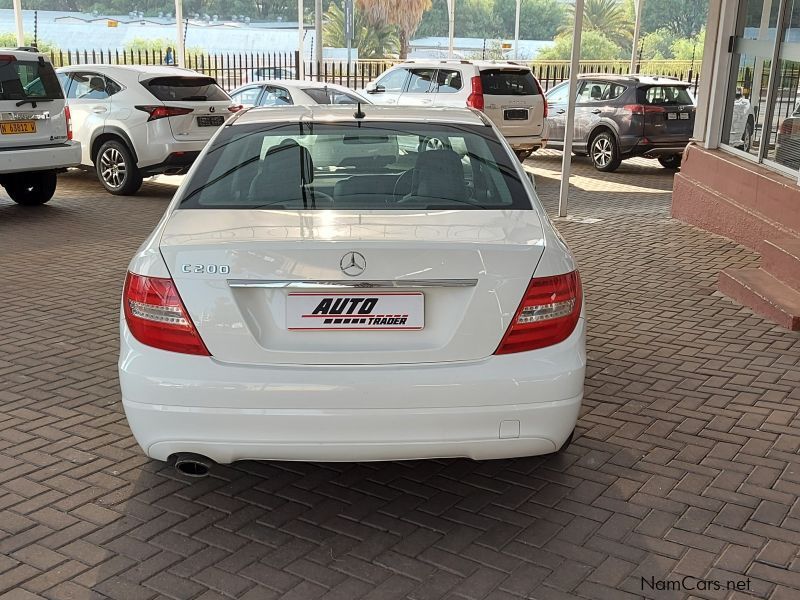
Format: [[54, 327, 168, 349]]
[[411, 149, 466, 201], [264, 140, 314, 184]]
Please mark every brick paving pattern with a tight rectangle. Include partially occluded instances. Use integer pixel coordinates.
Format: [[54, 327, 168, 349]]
[[1, 152, 799, 600]]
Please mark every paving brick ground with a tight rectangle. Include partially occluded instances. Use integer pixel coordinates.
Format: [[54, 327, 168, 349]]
[[1, 152, 799, 600]]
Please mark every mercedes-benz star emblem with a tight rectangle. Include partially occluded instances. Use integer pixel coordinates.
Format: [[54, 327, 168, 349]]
[[340, 251, 366, 277], [209, 106, 216, 113]]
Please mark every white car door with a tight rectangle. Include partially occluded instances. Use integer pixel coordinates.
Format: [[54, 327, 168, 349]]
[[63, 71, 111, 165], [365, 67, 410, 105], [397, 68, 436, 106], [431, 68, 467, 107]]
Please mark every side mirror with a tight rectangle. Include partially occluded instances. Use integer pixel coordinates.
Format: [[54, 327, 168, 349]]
[[366, 82, 384, 94], [527, 171, 536, 190]]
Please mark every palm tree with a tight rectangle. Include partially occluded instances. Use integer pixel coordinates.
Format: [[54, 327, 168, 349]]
[[560, 0, 633, 50], [324, 3, 400, 59], [357, 0, 433, 59]]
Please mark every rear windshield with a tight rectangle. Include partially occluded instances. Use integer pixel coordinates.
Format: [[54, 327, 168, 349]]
[[179, 122, 531, 211], [480, 69, 538, 96], [0, 57, 63, 101], [142, 76, 229, 101], [637, 85, 694, 106]]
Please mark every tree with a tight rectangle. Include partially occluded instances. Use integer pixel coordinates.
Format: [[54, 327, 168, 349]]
[[323, 2, 399, 58], [494, 0, 567, 41], [537, 30, 622, 60], [0, 32, 57, 52], [641, 0, 707, 38], [561, 0, 632, 49], [356, 0, 432, 58], [416, 0, 501, 39]]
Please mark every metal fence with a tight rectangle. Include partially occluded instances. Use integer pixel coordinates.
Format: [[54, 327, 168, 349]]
[[47, 49, 701, 94]]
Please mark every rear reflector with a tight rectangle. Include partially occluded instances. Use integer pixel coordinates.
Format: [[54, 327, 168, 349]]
[[624, 104, 667, 115], [494, 271, 582, 354], [467, 75, 484, 111], [64, 105, 73, 141], [135, 105, 194, 121], [123, 272, 210, 355]]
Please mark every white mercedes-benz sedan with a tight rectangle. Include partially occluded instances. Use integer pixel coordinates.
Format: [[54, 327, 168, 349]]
[[118, 105, 586, 474]]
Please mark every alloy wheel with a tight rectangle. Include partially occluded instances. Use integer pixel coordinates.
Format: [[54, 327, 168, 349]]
[[100, 147, 127, 189], [592, 137, 613, 168]]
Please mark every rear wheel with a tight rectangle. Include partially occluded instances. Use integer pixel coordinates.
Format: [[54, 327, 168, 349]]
[[96, 140, 142, 196], [589, 131, 621, 172], [3, 170, 57, 205], [658, 155, 682, 170]]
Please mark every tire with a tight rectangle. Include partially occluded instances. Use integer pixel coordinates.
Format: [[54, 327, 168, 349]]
[[4, 170, 57, 205], [742, 119, 754, 153], [589, 131, 621, 172], [515, 149, 534, 161], [95, 140, 142, 196], [658, 155, 682, 170]]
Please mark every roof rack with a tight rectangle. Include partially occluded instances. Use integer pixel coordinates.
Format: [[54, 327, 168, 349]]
[[16, 46, 39, 52]]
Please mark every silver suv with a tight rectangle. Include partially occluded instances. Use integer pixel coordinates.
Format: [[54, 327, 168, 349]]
[[0, 47, 81, 205], [361, 60, 546, 160]]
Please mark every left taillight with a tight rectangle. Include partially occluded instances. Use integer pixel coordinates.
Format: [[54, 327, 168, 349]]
[[135, 105, 194, 122], [123, 272, 210, 356], [494, 271, 582, 355], [64, 105, 73, 140]]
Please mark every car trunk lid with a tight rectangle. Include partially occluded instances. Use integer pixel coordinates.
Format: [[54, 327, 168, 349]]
[[140, 74, 234, 141], [479, 68, 544, 138], [159, 209, 547, 365], [0, 55, 67, 148]]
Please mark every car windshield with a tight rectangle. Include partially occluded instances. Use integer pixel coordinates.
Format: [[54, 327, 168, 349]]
[[179, 121, 530, 210], [0, 57, 63, 101], [142, 76, 229, 101]]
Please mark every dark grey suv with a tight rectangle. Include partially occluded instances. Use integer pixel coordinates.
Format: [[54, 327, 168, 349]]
[[544, 75, 696, 172]]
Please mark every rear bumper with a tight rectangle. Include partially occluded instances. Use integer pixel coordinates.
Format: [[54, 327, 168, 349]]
[[0, 141, 81, 174], [119, 319, 586, 463], [628, 142, 690, 158], [505, 135, 544, 151]]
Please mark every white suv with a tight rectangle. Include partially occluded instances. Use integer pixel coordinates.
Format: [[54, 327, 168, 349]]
[[361, 60, 546, 160], [0, 47, 81, 205], [57, 65, 238, 195]]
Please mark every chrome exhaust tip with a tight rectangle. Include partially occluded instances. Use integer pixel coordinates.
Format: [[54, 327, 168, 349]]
[[172, 453, 214, 478]]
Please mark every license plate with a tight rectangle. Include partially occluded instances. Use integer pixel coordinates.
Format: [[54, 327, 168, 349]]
[[504, 108, 528, 120], [679, 112, 690, 120], [667, 113, 677, 120], [287, 292, 424, 331], [197, 115, 224, 127], [0, 121, 36, 134]]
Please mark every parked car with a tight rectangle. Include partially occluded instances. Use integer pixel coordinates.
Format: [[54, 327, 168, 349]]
[[56, 64, 239, 195], [0, 47, 81, 205], [118, 105, 585, 472], [545, 75, 696, 171], [229, 79, 368, 108], [772, 102, 800, 170], [360, 60, 547, 161]]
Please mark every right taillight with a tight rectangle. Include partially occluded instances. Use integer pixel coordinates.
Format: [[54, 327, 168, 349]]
[[123, 272, 210, 356], [467, 75, 484, 111], [64, 105, 73, 140], [135, 105, 194, 122], [494, 271, 582, 355]]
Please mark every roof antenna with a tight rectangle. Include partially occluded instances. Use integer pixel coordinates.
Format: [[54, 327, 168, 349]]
[[354, 101, 366, 120]]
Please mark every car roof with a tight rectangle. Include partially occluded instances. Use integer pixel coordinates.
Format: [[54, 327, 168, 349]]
[[399, 59, 532, 71], [231, 105, 488, 127], [55, 64, 204, 77], [233, 79, 357, 93], [577, 73, 689, 86], [0, 47, 49, 61]]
